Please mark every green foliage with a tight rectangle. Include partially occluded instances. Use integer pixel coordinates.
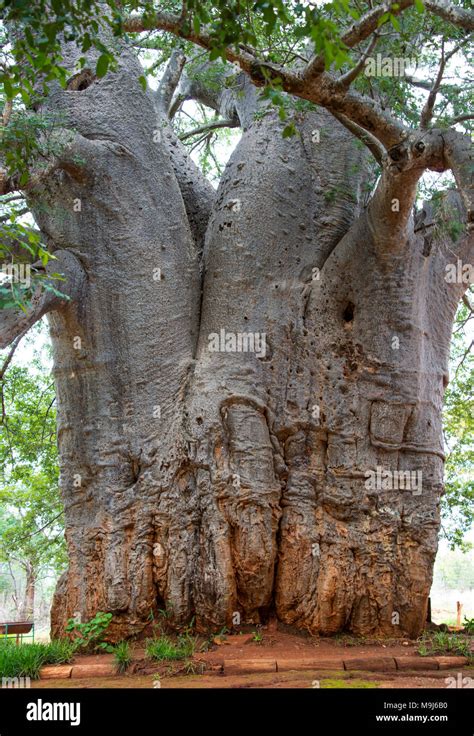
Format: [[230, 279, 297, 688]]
[[113, 640, 132, 673], [320, 678, 378, 688], [65, 612, 114, 653], [463, 617, 474, 635], [0, 339, 66, 599], [417, 631, 472, 659], [434, 547, 474, 590], [0, 638, 75, 679], [442, 293, 474, 550], [145, 634, 196, 661], [0, 0, 121, 101]]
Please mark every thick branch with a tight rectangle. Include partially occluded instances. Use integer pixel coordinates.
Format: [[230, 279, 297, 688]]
[[425, 1, 474, 31], [0, 250, 85, 349], [0, 130, 99, 195], [367, 129, 447, 253], [443, 129, 474, 230], [123, 10, 407, 149]]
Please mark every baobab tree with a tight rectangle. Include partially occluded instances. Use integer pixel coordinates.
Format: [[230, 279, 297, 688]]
[[0, 0, 472, 640]]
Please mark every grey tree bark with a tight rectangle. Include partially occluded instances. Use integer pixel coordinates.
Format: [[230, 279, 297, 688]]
[[1, 37, 471, 641]]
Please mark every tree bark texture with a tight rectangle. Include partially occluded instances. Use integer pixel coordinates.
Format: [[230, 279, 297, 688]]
[[17, 42, 469, 640]]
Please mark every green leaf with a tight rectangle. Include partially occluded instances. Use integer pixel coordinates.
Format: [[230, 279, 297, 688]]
[[209, 47, 222, 61], [138, 75, 147, 92], [377, 12, 390, 27], [20, 88, 30, 105], [95, 53, 109, 78], [389, 14, 401, 32], [282, 122, 296, 138], [4, 76, 14, 99]]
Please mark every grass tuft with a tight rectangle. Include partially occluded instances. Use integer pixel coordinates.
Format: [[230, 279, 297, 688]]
[[417, 631, 472, 659], [113, 641, 132, 674], [145, 634, 195, 662], [0, 639, 75, 679]]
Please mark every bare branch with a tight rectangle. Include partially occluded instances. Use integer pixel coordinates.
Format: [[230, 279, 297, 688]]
[[337, 33, 379, 89], [447, 114, 474, 125], [2, 99, 12, 127], [330, 111, 385, 163], [303, 1, 415, 83], [0, 329, 27, 380], [420, 40, 447, 129], [462, 294, 473, 313], [454, 339, 473, 379], [420, 42, 465, 129], [157, 49, 186, 115], [405, 75, 434, 91], [179, 117, 239, 141]]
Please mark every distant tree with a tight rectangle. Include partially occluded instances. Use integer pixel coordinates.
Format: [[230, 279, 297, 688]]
[[0, 341, 65, 619], [442, 295, 474, 550]]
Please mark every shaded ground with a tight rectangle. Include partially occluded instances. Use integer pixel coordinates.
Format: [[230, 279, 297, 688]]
[[32, 669, 472, 689]]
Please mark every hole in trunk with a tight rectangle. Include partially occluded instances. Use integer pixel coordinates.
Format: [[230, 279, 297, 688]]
[[67, 69, 95, 91], [343, 302, 355, 323]]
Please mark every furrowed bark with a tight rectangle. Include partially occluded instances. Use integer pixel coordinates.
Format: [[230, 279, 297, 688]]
[[3, 17, 469, 641]]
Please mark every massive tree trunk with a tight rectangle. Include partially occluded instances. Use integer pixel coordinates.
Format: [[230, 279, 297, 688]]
[[5, 38, 468, 640]]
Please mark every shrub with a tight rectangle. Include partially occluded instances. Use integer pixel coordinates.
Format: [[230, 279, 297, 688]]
[[66, 611, 114, 653]]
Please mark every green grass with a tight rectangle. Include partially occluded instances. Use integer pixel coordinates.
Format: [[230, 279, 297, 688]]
[[113, 641, 132, 674], [320, 678, 378, 688], [0, 639, 76, 679], [417, 631, 472, 659], [145, 634, 196, 662]]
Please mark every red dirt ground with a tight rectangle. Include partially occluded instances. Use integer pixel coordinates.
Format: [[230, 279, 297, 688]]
[[33, 626, 474, 689]]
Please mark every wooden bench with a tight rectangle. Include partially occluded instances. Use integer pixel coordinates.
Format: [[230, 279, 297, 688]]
[[0, 621, 35, 644]]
